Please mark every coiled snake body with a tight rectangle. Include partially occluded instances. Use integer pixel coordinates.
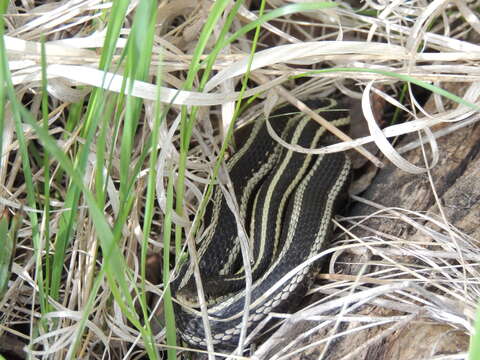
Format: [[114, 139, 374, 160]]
[[172, 98, 351, 349]]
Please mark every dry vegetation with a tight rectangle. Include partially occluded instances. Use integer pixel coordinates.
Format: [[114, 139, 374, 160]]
[[1, 0, 480, 359]]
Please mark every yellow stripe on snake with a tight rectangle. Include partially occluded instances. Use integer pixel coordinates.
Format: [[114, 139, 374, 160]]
[[172, 98, 351, 349]]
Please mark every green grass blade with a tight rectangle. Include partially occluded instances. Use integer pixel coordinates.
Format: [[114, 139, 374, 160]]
[[1, 40, 46, 317], [0, 5, 5, 173], [205, 2, 337, 72], [46, 0, 134, 301], [163, 170, 177, 360], [40, 38, 52, 298], [17, 105, 147, 356], [0, 212, 15, 298], [470, 309, 480, 360], [294, 67, 480, 112], [0, 214, 10, 297]]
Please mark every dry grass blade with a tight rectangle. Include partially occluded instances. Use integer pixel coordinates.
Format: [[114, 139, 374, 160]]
[[2, 0, 479, 359]]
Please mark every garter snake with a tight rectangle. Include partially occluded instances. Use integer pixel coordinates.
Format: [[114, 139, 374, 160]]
[[172, 98, 351, 349]]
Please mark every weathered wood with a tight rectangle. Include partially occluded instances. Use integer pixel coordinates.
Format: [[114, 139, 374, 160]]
[[332, 98, 478, 359], [258, 88, 479, 360]]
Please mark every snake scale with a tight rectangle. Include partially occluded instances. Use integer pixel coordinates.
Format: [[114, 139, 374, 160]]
[[171, 98, 351, 350]]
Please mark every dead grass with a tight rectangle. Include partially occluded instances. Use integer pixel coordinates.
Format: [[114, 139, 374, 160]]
[[1, 0, 480, 359]]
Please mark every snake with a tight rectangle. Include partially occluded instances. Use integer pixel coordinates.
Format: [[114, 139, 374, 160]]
[[171, 98, 351, 350]]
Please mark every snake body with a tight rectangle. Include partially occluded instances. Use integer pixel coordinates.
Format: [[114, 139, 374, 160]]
[[172, 98, 351, 349]]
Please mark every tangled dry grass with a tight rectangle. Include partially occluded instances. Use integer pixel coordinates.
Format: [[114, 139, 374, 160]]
[[1, 0, 480, 359]]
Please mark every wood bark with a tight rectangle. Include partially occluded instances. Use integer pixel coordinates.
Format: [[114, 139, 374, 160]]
[[261, 88, 479, 360]]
